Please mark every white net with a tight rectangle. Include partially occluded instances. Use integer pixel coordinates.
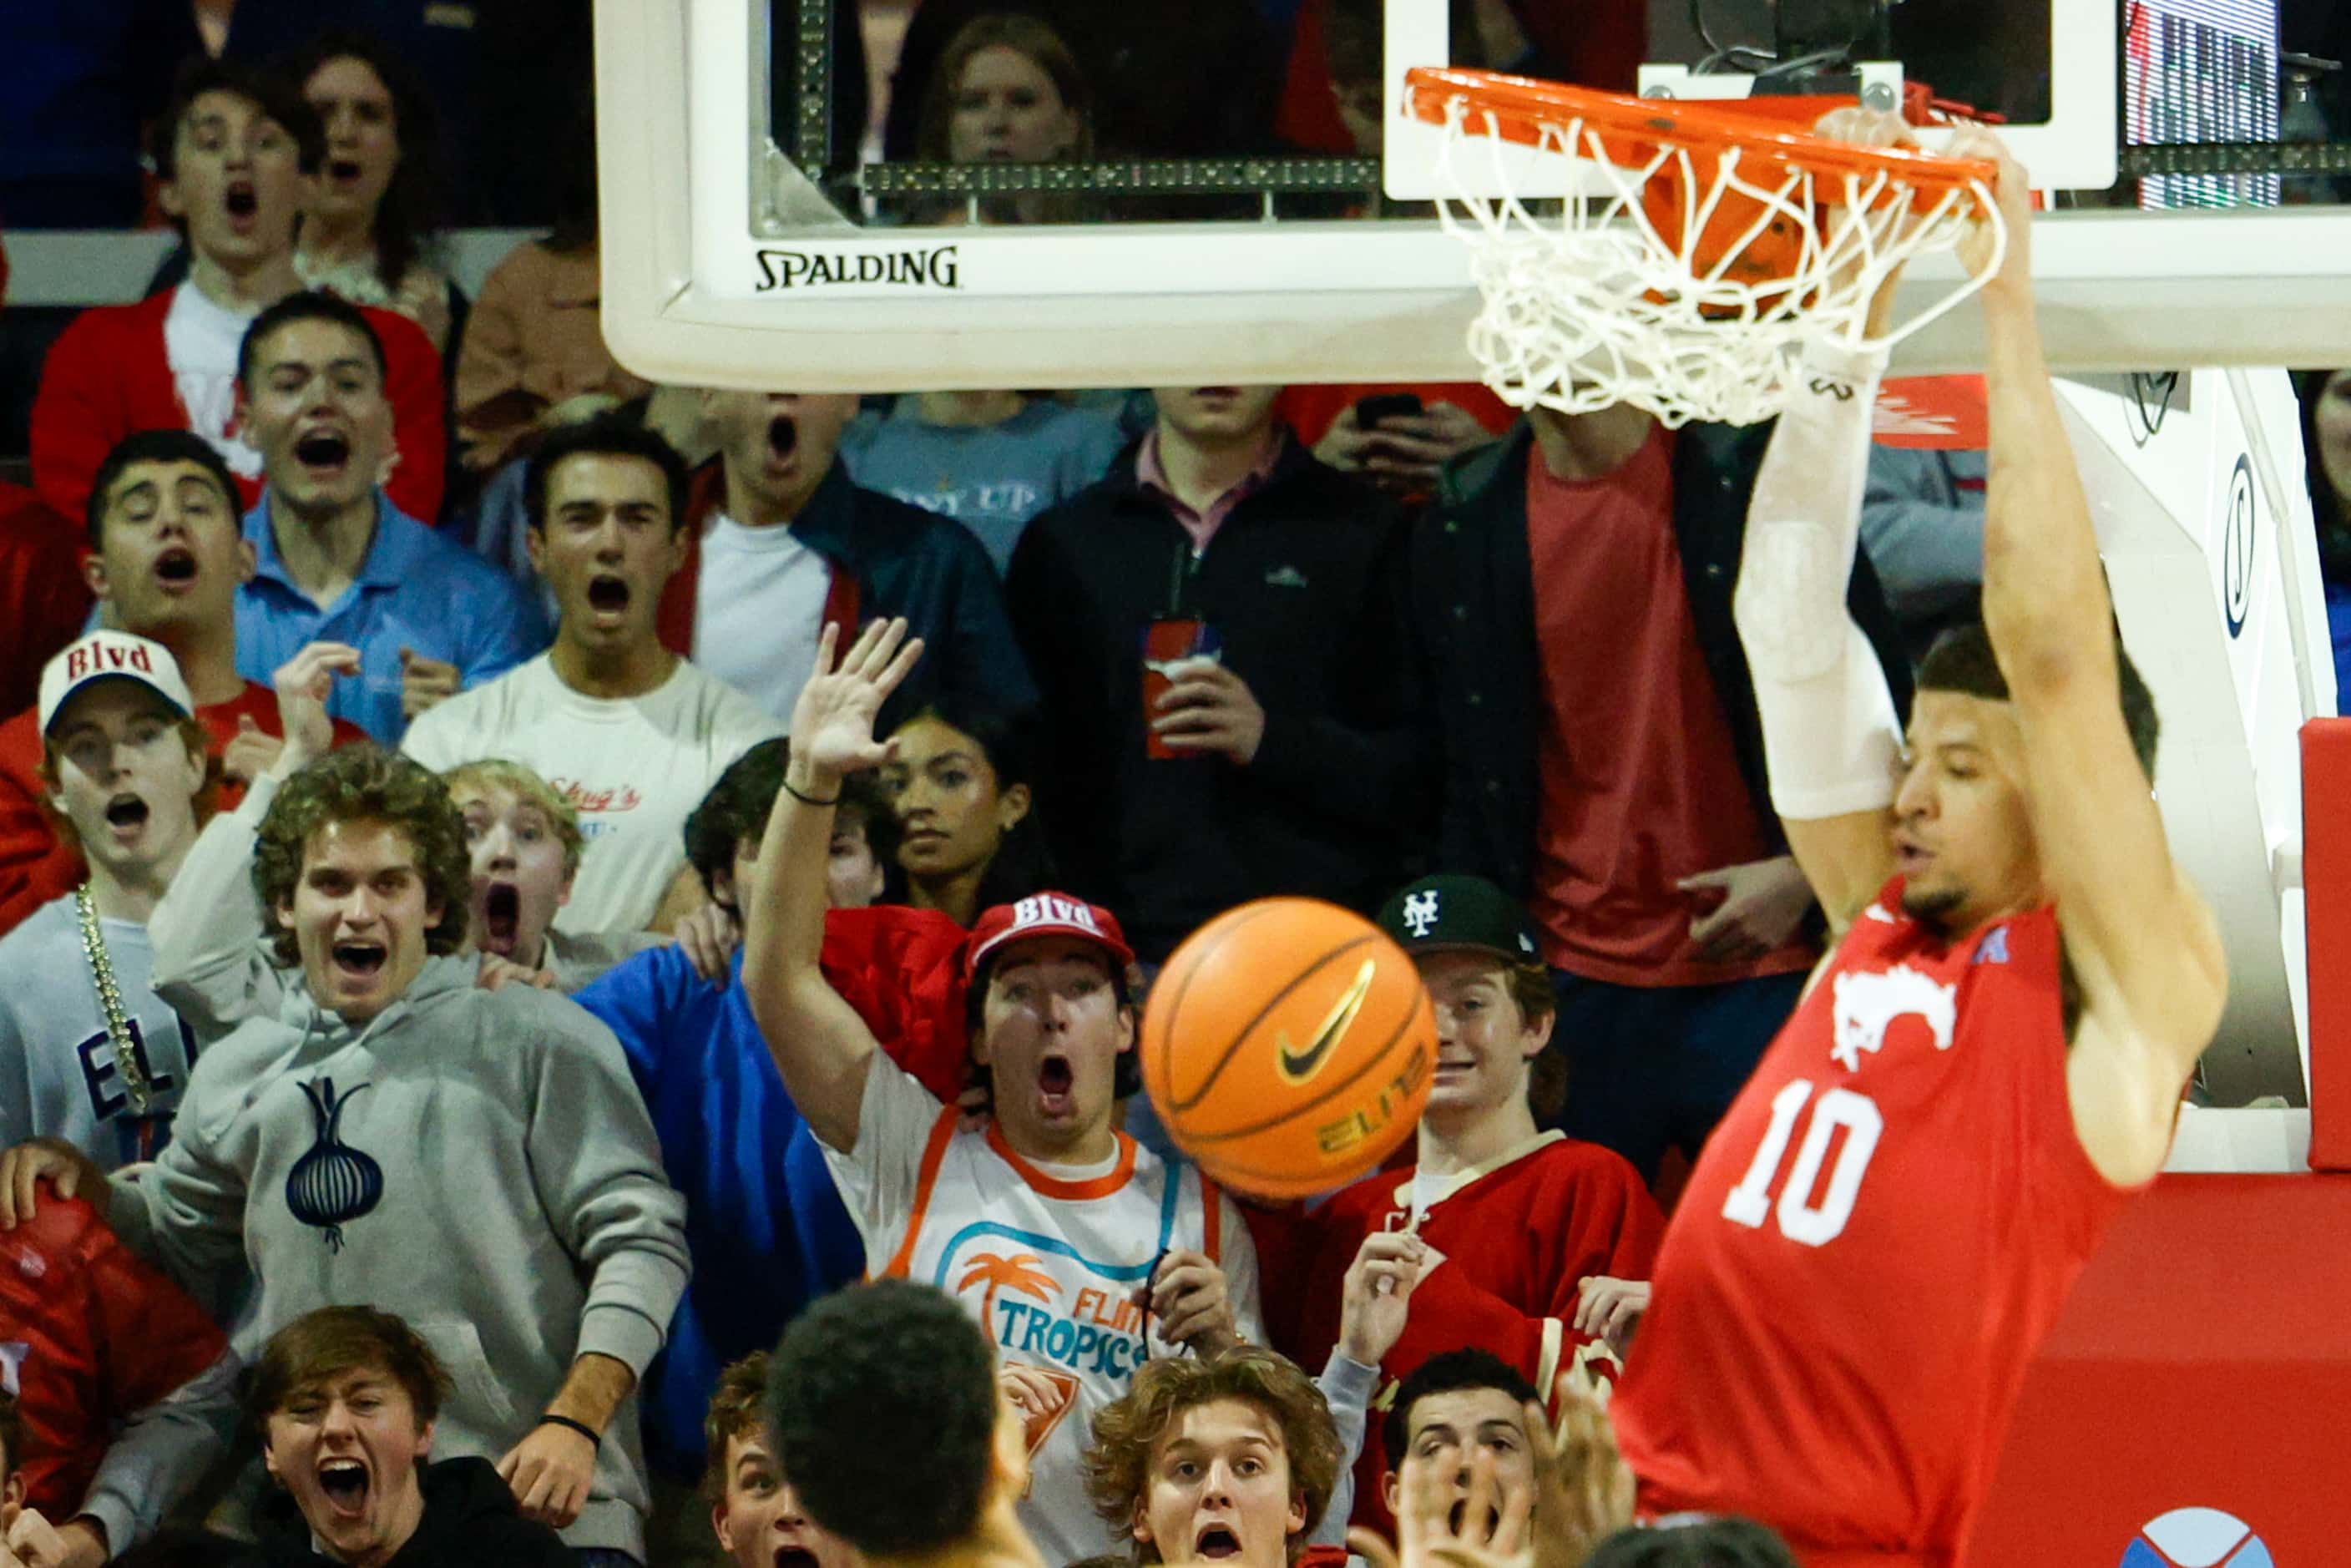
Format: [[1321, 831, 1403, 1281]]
[[1426, 95, 2005, 427]]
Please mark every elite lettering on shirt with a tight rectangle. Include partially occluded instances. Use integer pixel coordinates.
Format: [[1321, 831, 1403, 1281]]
[[76, 1018, 196, 1120]]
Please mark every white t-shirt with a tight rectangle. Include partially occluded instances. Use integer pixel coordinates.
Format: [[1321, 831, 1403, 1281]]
[[163, 284, 264, 485], [826, 1059, 1263, 1566], [691, 512, 832, 722], [402, 654, 783, 932]]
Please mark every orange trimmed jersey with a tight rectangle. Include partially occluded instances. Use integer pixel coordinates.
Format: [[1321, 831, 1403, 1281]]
[[1611, 882, 2141, 1564], [824, 1060, 1262, 1565]]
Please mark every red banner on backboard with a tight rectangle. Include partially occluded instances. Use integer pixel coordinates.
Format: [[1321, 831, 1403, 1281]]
[[1873, 375, 1990, 449]]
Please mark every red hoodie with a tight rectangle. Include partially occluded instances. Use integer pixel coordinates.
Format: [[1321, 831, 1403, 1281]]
[[30, 289, 447, 527]]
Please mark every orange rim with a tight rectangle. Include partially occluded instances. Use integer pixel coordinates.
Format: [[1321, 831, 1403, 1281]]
[[1404, 66, 1997, 196]]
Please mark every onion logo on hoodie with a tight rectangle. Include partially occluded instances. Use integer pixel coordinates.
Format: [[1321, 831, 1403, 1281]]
[[286, 1078, 383, 1253]]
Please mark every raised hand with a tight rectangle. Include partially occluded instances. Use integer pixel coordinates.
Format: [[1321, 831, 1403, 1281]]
[[1351, 1443, 1533, 1568], [1534, 1388, 1637, 1565], [399, 645, 463, 721], [269, 641, 362, 781], [1145, 1249, 1240, 1355], [786, 620, 924, 788], [1812, 104, 1919, 338], [1572, 1275, 1651, 1358], [1339, 1230, 1427, 1368], [1946, 124, 2030, 298]]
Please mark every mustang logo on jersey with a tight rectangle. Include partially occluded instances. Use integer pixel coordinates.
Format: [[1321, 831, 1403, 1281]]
[[1830, 964, 1958, 1071]]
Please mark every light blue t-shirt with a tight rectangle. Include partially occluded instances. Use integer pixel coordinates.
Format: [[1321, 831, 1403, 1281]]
[[839, 396, 1129, 573], [236, 491, 551, 744]]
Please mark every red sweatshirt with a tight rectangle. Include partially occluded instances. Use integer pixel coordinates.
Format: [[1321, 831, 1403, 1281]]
[[0, 485, 94, 717], [0, 682, 367, 939], [1273, 1132, 1665, 1535], [0, 1191, 228, 1524], [30, 289, 447, 527]]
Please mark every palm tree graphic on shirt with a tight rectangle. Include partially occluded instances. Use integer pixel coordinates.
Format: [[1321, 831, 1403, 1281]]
[[959, 1252, 1061, 1334]]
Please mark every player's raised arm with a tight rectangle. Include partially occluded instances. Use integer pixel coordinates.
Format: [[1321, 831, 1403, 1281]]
[[1730, 110, 1910, 933], [741, 619, 925, 1153], [1959, 131, 2227, 1174]]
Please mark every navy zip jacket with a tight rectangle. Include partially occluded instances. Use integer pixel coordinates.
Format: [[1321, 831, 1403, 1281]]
[[1006, 438, 1434, 960], [1415, 417, 1914, 904]]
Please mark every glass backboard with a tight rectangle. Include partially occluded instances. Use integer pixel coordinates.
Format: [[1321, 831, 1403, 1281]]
[[593, 0, 2351, 392]]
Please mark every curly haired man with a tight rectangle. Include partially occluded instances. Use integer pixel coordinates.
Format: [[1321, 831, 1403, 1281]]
[[0, 706, 690, 1566], [1082, 1348, 1349, 1568]]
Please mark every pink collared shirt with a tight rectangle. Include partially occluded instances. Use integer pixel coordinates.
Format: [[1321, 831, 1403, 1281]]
[[1135, 430, 1283, 553]]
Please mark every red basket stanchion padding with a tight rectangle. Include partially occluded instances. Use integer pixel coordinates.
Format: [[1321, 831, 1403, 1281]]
[[2302, 719, 2351, 1170]]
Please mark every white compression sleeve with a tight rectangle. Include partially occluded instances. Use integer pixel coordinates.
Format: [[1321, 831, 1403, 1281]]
[[1734, 341, 1906, 820]]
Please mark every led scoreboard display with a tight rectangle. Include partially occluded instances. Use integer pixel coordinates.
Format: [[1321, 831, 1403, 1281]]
[[2127, 0, 2283, 205]]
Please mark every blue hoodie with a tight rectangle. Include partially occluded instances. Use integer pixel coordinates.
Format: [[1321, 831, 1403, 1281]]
[[575, 945, 867, 1481]]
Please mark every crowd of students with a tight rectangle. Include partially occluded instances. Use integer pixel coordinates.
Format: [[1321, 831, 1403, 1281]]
[[0, 9, 2208, 1568]]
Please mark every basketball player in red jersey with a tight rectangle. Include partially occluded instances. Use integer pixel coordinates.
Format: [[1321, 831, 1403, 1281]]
[[1607, 123, 2229, 1568]]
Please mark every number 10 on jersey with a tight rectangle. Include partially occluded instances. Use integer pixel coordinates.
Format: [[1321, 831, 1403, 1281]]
[[1722, 1080, 1883, 1247]]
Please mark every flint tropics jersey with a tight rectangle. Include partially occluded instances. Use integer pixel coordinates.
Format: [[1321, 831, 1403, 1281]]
[[824, 1058, 1263, 1566]]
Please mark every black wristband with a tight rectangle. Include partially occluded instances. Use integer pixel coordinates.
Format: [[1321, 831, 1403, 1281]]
[[536, 1414, 601, 1448], [781, 777, 841, 807]]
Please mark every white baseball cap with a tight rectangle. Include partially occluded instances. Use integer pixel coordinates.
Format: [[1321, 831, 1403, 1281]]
[[38, 631, 197, 736]]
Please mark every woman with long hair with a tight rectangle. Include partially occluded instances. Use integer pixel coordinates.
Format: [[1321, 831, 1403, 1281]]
[[283, 29, 461, 355], [912, 12, 1094, 225], [877, 697, 1054, 927]]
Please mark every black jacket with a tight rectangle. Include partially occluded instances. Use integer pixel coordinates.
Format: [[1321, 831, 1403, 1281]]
[[1006, 440, 1433, 959], [249, 1455, 575, 1568], [1414, 418, 1914, 903]]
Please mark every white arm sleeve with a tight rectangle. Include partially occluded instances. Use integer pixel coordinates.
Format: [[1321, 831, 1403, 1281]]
[[1734, 341, 1906, 821]]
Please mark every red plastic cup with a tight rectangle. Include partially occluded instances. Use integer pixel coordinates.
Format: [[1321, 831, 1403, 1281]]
[[1142, 619, 1222, 760]]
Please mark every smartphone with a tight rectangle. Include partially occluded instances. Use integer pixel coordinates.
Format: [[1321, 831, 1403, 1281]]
[[1353, 392, 1424, 427]]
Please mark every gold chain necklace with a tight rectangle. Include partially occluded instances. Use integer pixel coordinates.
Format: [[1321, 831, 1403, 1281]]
[[74, 883, 153, 1115]]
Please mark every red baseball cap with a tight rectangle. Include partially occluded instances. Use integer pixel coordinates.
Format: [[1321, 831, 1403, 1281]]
[[963, 892, 1135, 984]]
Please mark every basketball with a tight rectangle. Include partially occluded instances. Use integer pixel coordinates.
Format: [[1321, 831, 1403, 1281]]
[[1140, 898, 1436, 1200], [1640, 162, 1813, 299]]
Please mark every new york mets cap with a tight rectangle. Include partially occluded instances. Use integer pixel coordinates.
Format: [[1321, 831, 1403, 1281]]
[[1374, 874, 1540, 962]]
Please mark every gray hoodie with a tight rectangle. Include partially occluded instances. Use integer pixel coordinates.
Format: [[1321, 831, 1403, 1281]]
[[121, 862, 690, 1560]]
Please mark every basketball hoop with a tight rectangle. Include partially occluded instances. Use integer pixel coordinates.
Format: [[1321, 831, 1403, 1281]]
[[1403, 67, 2005, 427]]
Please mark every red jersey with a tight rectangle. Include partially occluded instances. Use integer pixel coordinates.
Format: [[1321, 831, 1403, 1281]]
[[1277, 1134, 1664, 1532], [0, 682, 368, 938], [1611, 882, 2140, 1565], [0, 1192, 227, 1518]]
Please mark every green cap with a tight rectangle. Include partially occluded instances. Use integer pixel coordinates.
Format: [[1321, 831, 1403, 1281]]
[[1374, 874, 1540, 962]]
